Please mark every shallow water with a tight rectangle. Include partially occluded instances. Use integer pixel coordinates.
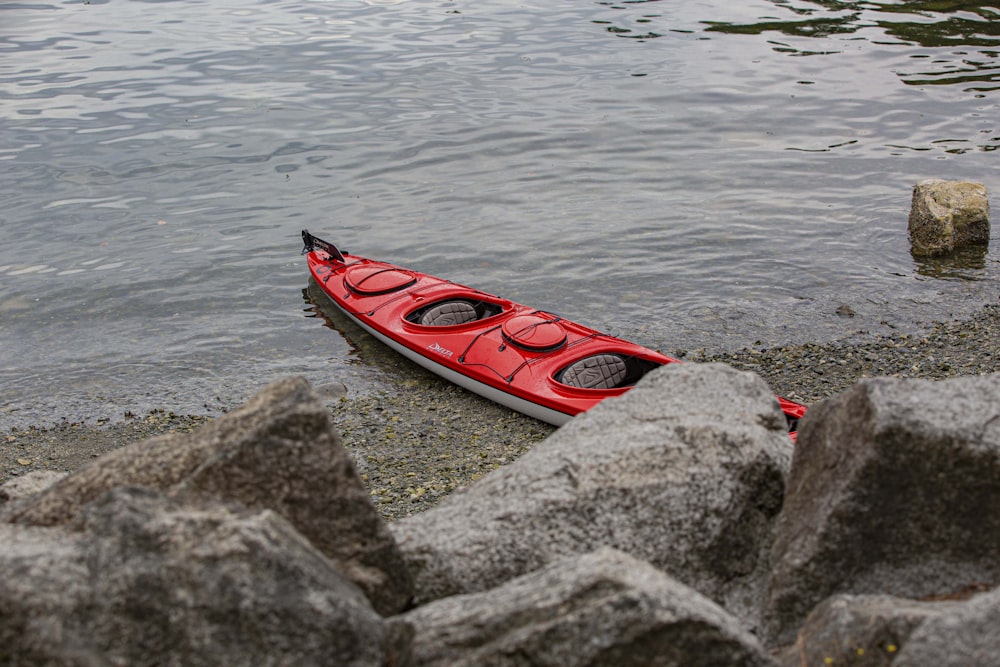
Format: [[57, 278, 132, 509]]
[[2, 0, 998, 428]]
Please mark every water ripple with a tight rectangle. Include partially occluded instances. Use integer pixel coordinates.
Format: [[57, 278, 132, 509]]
[[1, 0, 998, 427]]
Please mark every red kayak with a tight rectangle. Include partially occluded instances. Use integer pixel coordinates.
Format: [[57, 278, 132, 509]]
[[302, 230, 806, 437]]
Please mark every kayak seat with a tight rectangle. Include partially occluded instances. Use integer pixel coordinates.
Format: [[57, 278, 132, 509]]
[[419, 300, 479, 327], [560, 354, 628, 390]]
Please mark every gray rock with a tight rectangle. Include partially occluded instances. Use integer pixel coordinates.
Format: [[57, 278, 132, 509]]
[[397, 546, 775, 667], [1, 376, 412, 616], [893, 586, 1000, 667], [0, 486, 412, 667], [765, 374, 1000, 645], [777, 594, 962, 667], [0, 470, 67, 502], [908, 179, 990, 257], [168, 379, 413, 617], [391, 363, 795, 630]]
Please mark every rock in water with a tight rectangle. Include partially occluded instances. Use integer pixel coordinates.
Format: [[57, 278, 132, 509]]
[[908, 179, 990, 257]]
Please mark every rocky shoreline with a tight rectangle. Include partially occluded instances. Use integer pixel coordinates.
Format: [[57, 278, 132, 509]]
[[4, 303, 999, 520], [6, 357, 1000, 665], [691, 302, 1000, 404]]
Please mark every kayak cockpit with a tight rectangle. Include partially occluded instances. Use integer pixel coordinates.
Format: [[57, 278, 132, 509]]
[[406, 298, 509, 327], [555, 353, 667, 391]]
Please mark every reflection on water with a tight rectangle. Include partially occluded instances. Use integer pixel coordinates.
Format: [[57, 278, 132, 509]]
[[914, 242, 992, 279], [593, 0, 673, 42], [704, 1, 1000, 95], [697, 0, 1000, 154]]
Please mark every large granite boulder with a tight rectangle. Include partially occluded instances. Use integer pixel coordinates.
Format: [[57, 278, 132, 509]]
[[391, 363, 795, 630], [908, 179, 990, 257], [396, 546, 775, 667], [0, 486, 411, 667], [1, 376, 412, 616], [893, 586, 1000, 666], [777, 594, 963, 667], [765, 374, 1000, 645]]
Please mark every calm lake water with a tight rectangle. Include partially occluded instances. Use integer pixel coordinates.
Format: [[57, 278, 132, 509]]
[[2, 0, 998, 428]]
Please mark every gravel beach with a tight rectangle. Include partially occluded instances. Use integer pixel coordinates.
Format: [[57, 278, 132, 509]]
[[4, 302, 999, 520]]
